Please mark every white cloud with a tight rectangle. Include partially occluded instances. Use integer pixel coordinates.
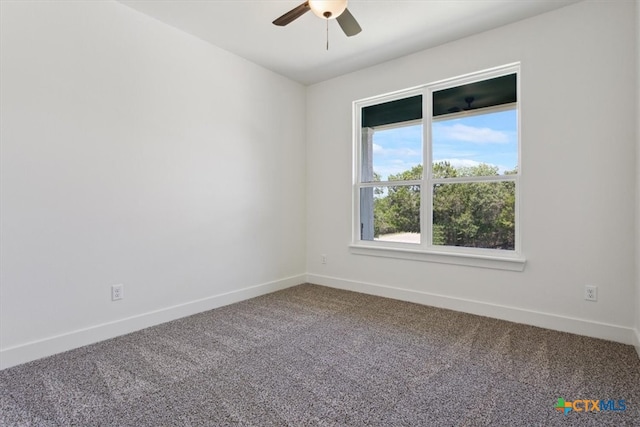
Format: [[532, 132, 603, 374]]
[[438, 158, 483, 168], [372, 145, 421, 157], [435, 158, 511, 174], [375, 161, 422, 181], [436, 123, 509, 144]]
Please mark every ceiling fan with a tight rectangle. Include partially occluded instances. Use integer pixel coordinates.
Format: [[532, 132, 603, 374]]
[[273, 0, 362, 39]]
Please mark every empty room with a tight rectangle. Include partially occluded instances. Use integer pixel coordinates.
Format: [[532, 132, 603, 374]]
[[1, 0, 640, 425]]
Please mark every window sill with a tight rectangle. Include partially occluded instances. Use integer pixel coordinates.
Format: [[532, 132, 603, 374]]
[[349, 243, 526, 271]]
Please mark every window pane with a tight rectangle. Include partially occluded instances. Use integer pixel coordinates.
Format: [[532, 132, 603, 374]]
[[360, 185, 421, 243], [362, 95, 422, 127], [361, 124, 422, 182], [432, 74, 516, 117], [432, 181, 515, 250], [432, 109, 517, 177]]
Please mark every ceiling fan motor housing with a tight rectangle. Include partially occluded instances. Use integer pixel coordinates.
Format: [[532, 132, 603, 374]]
[[308, 0, 348, 20]]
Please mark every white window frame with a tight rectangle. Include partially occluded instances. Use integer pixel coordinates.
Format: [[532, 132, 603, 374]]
[[350, 64, 525, 271]]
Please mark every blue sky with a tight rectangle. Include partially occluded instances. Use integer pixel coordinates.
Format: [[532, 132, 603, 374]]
[[371, 109, 518, 181]]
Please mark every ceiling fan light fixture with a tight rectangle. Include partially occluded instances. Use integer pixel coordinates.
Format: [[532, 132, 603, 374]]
[[308, 0, 347, 20]]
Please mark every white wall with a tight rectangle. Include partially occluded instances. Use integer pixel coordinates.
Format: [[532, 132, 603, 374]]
[[0, 1, 306, 368], [636, 0, 640, 356], [307, 0, 638, 344]]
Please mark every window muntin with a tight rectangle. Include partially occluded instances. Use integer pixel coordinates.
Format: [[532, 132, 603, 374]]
[[354, 65, 520, 257]]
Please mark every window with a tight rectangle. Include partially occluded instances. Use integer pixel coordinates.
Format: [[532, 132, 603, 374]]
[[352, 64, 524, 270]]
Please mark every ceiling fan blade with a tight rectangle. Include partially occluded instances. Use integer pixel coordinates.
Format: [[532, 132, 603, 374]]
[[336, 8, 362, 37], [273, 1, 310, 26]]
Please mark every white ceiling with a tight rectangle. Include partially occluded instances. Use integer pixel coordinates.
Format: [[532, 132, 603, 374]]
[[118, 0, 581, 85]]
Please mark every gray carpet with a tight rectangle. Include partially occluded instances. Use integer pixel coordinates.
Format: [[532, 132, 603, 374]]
[[1, 284, 639, 426]]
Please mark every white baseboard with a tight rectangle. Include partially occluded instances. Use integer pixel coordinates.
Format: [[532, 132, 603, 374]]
[[0, 274, 305, 370], [307, 274, 637, 347], [4, 274, 637, 369]]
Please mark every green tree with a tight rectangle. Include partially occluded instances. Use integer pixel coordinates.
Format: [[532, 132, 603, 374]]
[[373, 165, 422, 236], [432, 162, 515, 249]]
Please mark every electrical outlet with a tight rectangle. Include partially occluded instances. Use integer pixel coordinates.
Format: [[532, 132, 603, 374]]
[[111, 284, 124, 301], [321, 254, 327, 264], [584, 285, 597, 302]]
